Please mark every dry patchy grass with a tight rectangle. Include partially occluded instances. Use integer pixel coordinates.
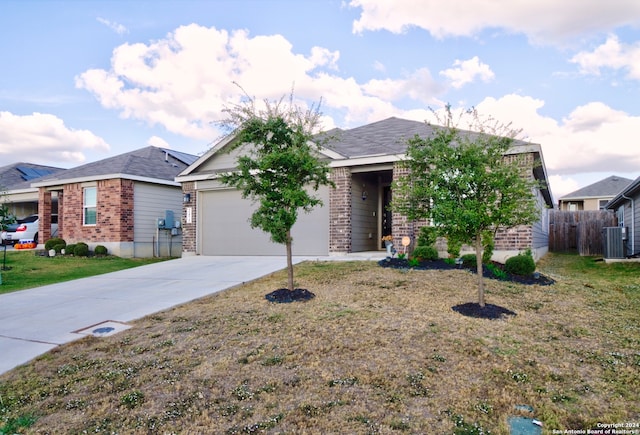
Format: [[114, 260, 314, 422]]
[[1, 254, 639, 434]]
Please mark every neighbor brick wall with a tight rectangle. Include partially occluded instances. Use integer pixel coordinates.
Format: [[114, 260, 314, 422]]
[[61, 179, 134, 244], [181, 182, 197, 253], [329, 167, 352, 253]]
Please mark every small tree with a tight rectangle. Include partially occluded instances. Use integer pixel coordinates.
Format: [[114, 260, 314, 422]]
[[392, 107, 542, 307], [220, 91, 333, 292]]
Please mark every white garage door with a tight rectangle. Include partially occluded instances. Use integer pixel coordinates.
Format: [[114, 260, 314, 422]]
[[199, 187, 329, 255]]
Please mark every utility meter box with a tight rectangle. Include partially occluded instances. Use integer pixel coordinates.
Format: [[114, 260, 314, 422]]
[[157, 218, 166, 229]]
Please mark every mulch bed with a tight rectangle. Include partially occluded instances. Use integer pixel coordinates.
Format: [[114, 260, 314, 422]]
[[378, 257, 554, 319], [378, 257, 555, 286], [265, 288, 316, 303], [451, 303, 517, 320]]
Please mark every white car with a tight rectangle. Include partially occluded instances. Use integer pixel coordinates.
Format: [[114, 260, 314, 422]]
[[1, 214, 58, 245]]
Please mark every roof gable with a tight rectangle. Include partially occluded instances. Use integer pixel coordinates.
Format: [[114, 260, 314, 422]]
[[32, 146, 197, 187], [560, 175, 633, 200]]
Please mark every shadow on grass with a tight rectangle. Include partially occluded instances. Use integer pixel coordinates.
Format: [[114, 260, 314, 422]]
[[452, 302, 516, 320]]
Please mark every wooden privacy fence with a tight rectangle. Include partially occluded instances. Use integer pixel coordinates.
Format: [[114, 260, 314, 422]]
[[548, 210, 617, 256]]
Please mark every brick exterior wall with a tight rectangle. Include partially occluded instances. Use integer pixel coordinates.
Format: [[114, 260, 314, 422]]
[[181, 182, 197, 254], [494, 225, 533, 251], [329, 167, 352, 253], [60, 179, 134, 244], [38, 190, 53, 243]]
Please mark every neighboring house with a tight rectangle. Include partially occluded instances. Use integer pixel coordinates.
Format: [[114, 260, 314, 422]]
[[0, 162, 65, 218], [558, 175, 632, 211], [31, 146, 197, 258], [176, 117, 553, 261], [606, 176, 640, 256]]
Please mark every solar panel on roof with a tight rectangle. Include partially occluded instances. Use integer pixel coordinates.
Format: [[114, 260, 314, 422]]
[[163, 149, 198, 165], [16, 166, 57, 181]]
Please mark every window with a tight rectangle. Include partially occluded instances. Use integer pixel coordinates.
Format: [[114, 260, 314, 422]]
[[617, 205, 625, 228], [83, 186, 97, 225], [599, 199, 609, 210]]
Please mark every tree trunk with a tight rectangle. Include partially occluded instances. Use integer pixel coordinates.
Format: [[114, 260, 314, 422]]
[[286, 230, 294, 291], [475, 233, 485, 307]]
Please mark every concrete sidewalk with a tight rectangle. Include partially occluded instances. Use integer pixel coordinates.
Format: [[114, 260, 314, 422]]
[[0, 253, 386, 376], [0, 256, 307, 375]]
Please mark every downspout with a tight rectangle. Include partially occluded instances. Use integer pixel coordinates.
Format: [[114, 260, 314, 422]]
[[621, 193, 635, 256]]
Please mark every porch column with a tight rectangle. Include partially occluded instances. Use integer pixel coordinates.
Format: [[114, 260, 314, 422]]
[[329, 167, 352, 253], [38, 189, 52, 245], [57, 190, 63, 238], [390, 162, 428, 252]]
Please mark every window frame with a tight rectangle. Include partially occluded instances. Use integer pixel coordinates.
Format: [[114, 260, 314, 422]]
[[83, 186, 97, 226]]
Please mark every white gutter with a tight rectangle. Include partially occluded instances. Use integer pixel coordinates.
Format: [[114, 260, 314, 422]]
[[31, 173, 181, 188]]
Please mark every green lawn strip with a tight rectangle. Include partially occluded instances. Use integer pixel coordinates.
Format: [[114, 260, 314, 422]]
[[0, 250, 171, 294]]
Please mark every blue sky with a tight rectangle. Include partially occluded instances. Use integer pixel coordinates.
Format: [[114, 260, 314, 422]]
[[1, 0, 640, 201]]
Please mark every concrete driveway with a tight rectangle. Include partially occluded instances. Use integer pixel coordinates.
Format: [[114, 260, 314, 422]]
[[0, 255, 308, 375]]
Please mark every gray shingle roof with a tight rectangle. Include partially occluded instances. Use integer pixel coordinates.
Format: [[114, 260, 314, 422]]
[[33, 146, 197, 186], [320, 117, 530, 158], [607, 176, 640, 208], [560, 175, 633, 200], [0, 163, 65, 191]]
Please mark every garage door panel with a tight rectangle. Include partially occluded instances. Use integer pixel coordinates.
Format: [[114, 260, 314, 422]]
[[200, 188, 329, 256]]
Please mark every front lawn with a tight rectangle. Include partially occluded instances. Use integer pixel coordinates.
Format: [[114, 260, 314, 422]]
[[0, 250, 171, 294], [0, 253, 638, 433]]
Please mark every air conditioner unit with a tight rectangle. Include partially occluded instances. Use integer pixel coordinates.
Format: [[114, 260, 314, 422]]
[[603, 227, 626, 259]]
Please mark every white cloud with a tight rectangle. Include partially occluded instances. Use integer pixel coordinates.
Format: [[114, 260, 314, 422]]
[[472, 95, 640, 177], [440, 56, 495, 89], [0, 112, 110, 166], [147, 136, 170, 148], [570, 34, 640, 80], [349, 0, 640, 44], [75, 24, 445, 136], [373, 60, 386, 72], [97, 17, 128, 35], [547, 175, 580, 201]]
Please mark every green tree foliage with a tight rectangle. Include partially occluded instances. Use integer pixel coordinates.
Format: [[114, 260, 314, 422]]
[[392, 107, 542, 307], [220, 90, 333, 291], [0, 189, 16, 232]]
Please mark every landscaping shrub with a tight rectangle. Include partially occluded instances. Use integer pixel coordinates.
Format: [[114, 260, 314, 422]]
[[446, 238, 462, 258], [44, 238, 66, 251], [65, 244, 76, 255], [460, 254, 477, 267], [73, 242, 89, 257], [504, 252, 536, 276], [417, 226, 438, 247], [412, 245, 439, 261], [53, 243, 65, 254], [94, 245, 108, 256]]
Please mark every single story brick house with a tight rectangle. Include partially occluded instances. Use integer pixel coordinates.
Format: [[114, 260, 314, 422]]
[[31, 146, 197, 257], [606, 175, 640, 257], [176, 117, 553, 261]]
